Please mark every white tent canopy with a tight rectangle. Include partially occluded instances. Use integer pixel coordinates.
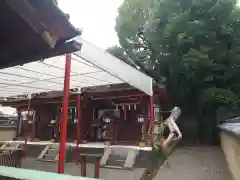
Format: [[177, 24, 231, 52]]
[[0, 38, 153, 99]]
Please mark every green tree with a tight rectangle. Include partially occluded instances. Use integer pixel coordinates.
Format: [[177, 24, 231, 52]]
[[147, 0, 240, 143], [106, 45, 134, 66], [114, 0, 240, 141], [108, 0, 240, 179]]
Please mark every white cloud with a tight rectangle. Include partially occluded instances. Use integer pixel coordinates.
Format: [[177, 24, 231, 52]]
[[58, 0, 124, 49]]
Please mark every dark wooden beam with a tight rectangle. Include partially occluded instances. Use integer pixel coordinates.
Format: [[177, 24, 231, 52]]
[[7, 0, 60, 47]]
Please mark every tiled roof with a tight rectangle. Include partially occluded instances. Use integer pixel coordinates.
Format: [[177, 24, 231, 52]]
[[219, 117, 240, 137], [0, 0, 81, 68]]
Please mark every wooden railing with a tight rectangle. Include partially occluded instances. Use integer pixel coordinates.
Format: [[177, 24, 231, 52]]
[[0, 148, 24, 168]]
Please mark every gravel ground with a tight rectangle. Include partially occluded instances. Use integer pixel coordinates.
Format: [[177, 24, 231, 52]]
[[22, 146, 233, 180]]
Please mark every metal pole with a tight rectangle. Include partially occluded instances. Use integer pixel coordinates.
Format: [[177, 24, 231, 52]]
[[24, 94, 31, 150], [55, 105, 60, 142], [58, 53, 71, 174], [31, 111, 36, 140], [149, 96, 154, 146], [76, 93, 81, 165], [17, 109, 21, 137]]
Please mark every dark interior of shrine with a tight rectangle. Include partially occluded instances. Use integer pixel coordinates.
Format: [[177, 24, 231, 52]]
[[15, 95, 151, 145]]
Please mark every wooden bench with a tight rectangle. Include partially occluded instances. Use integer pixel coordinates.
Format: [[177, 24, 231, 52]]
[[80, 153, 102, 178], [0, 148, 24, 168]]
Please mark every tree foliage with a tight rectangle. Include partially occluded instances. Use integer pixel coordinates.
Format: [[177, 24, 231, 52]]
[[106, 0, 240, 179], [106, 45, 130, 64], [109, 0, 240, 126]]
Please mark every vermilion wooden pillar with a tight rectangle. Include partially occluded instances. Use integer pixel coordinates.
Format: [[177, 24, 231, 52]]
[[16, 109, 21, 137], [58, 53, 71, 174], [76, 94, 81, 165], [31, 111, 36, 140], [55, 106, 59, 142], [95, 157, 100, 178], [24, 94, 31, 150]]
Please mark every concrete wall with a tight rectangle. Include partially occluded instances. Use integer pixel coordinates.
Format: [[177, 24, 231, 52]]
[[220, 131, 240, 180], [0, 126, 16, 141]]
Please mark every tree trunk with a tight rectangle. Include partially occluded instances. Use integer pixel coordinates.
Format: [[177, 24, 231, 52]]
[[140, 147, 167, 180], [140, 139, 180, 180]]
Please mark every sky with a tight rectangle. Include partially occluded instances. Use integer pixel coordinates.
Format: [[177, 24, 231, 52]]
[[58, 0, 124, 49]]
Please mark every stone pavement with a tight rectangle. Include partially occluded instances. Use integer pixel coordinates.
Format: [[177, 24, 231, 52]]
[[22, 146, 233, 180]]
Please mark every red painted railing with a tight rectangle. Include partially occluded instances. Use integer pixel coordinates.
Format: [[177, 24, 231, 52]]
[[80, 153, 101, 178]]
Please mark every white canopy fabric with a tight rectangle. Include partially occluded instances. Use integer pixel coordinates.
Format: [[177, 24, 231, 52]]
[[0, 38, 153, 99]]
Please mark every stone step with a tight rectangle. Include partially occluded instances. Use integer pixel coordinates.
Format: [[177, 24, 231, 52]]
[[111, 148, 130, 156], [115, 159, 125, 162], [37, 145, 50, 160], [1, 143, 21, 149], [124, 149, 138, 168], [37, 144, 62, 162], [102, 165, 124, 169], [49, 146, 58, 150], [41, 145, 70, 162], [44, 153, 57, 161], [43, 147, 59, 161], [100, 147, 111, 166], [40, 159, 57, 162], [101, 147, 139, 169], [106, 155, 126, 167], [47, 149, 58, 154], [44, 151, 57, 156]]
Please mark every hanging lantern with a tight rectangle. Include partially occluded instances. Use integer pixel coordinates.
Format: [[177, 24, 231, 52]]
[[103, 116, 111, 123], [73, 118, 77, 124], [134, 104, 137, 110], [123, 105, 127, 120], [48, 119, 56, 127], [50, 119, 56, 124], [93, 108, 95, 121], [137, 115, 144, 123]]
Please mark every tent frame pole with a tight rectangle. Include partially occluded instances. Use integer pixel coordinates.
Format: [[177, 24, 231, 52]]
[[58, 53, 71, 174], [76, 93, 81, 165], [24, 93, 31, 150]]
